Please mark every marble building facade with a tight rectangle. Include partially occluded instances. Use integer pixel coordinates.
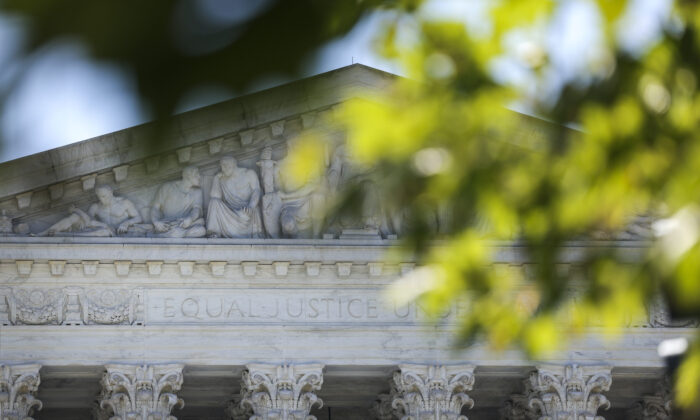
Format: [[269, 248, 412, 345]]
[[0, 65, 693, 419]]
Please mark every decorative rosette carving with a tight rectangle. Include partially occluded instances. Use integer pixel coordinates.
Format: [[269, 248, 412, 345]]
[[6, 289, 65, 325], [83, 288, 143, 325]]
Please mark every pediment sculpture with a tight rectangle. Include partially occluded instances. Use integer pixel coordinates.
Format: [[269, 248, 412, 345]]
[[35, 167, 207, 238], [326, 143, 383, 233], [19, 139, 400, 240]]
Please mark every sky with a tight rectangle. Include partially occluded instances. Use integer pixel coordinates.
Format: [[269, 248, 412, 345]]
[[0, 8, 404, 163], [0, 0, 670, 163]]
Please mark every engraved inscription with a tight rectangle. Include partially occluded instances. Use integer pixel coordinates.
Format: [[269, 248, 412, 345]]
[[147, 290, 468, 325]]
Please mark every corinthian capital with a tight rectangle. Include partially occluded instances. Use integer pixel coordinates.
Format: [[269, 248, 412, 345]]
[[369, 393, 396, 420], [391, 364, 475, 420], [226, 400, 254, 420], [529, 364, 612, 420], [501, 392, 538, 420], [98, 364, 184, 420], [0, 364, 42, 420], [628, 377, 672, 420], [240, 364, 324, 420]]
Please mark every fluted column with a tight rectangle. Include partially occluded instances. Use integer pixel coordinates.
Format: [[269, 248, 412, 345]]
[[98, 364, 185, 420], [0, 364, 42, 419], [528, 364, 612, 420], [391, 364, 476, 420], [628, 379, 672, 420], [240, 364, 324, 420]]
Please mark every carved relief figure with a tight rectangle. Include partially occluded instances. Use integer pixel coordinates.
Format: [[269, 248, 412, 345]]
[[0, 210, 12, 234], [0, 210, 27, 235], [265, 140, 326, 238], [259, 147, 283, 238], [37, 185, 143, 237], [206, 156, 263, 238], [257, 146, 277, 195], [150, 166, 206, 238], [327, 144, 382, 232]]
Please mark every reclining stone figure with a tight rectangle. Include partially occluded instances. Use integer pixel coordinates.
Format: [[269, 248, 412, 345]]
[[37, 185, 143, 237]]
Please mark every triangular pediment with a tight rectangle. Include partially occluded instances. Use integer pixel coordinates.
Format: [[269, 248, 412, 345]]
[[0, 65, 398, 238]]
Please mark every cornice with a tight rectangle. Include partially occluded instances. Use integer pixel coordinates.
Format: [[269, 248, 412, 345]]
[[0, 238, 649, 264]]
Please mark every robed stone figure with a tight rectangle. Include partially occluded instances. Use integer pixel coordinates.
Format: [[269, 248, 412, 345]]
[[206, 156, 263, 238]]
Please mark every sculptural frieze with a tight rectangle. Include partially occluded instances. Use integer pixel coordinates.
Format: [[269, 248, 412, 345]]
[[8, 137, 404, 240], [1, 287, 144, 326]]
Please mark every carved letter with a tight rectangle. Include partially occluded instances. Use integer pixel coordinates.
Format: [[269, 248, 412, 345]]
[[181, 297, 200, 318], [163, 298, 176, 318], [347, 298, 363, 319], [206, 298, 223, 318]]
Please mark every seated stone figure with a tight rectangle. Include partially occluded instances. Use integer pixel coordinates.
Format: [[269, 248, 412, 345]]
[[207, 156, 263, 238], [37, 185, 143, 237], [150, 166, 206, 238], [270, 140, 326, 238]]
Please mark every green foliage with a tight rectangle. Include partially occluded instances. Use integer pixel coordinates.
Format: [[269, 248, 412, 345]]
[[331, 0, 700, 410]]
